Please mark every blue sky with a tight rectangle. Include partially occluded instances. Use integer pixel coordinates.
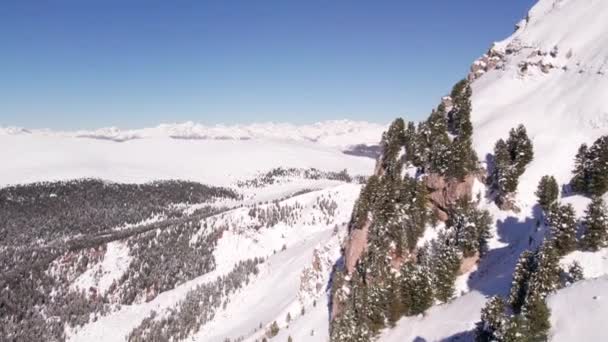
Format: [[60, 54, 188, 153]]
[[0, 0, 535, 129]]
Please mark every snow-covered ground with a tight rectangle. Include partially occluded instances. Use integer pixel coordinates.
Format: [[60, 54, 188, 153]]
[[0, 119, 385, 146], [67, 183, 360, 342], [0, 134, 375, 187]]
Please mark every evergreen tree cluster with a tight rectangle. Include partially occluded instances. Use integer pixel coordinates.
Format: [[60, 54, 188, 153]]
[[331, 105, 496, 341], [402, 79, 479, 179], [446, 198, 493, 258], [571, 136, 608, 196], [545, 194, 608, 253], [491, 125, 534, 203], [476, 242, 561, 342]]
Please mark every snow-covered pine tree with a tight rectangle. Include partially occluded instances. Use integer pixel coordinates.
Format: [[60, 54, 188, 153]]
[[547, 203, 577, 256], [571, 143, 590, 193], [492, 139, 518, 196], [403, 121, 418, 167], [509, 250, 535, 313], [380, 118, 406, 181], [571, 136, 608, 196], [581, 196, 608, 251], [527, 242, 561, 300], [535, 175, 559, 211], [475, 296, 507, 342], [399, 262, 434, 316], [587, 136, 608, 196], [427, 109, 452, 176], [520, 293, 551, 342], [430, 236, 461, 303], [446, 199, 492, 258], [447, 79, 473, 138], [506, 124, 534, 175]]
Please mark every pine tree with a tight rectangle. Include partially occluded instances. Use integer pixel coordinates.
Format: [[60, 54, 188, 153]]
[[520, 294, 551, 342], [571, 137, 608, 196], [380, 118, 406, 180], [475, 296, 507, 342], [430, 237, 461, 303], [448, 79, 473, 138], [400, 262, 433, 316], [403, 121, 418, 166], [581, 196, 608, 251], [571, 143, 590, 193], [506, 124, 534, 174], [492, 139, 518, 196], [547, 203, 578, 256], [535, 175, 560, 211], [587, 136, 608, 196], [509, 250, 535, 313], [445, 79, 478, 179], [447, 199, 492, 257], [527, 242, 561, 300]]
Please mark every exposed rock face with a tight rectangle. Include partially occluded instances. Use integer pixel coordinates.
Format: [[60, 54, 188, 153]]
[[468, 47, 506, 81], [425, 173, 478, 221], [343, 220, 370, 274]]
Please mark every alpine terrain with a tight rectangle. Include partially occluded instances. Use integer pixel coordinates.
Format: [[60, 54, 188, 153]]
[[2, 0, 608, 341]]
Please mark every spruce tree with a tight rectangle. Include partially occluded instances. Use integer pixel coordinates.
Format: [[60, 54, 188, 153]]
[[581, 196, 608, 251], [535, 175, 559, 211], [547, 203, 578, 256]]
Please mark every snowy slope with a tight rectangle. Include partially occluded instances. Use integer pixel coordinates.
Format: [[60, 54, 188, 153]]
[[471, 0, 608, 203], [377, 0, 608, 340], [548, 276, 608, 342], [68, 183, 359, 342]]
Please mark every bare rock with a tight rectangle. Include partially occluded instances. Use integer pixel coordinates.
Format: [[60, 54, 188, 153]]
[[425, 173, 477, 220], [343, 221, 369, 274]]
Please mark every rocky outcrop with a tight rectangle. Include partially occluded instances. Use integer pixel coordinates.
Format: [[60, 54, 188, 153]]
[[425, 173, 478, 221], [343, 220, 370, 274], [468, 47, 506, 81]]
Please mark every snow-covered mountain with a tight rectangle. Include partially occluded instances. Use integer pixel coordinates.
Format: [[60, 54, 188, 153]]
[[377, 0, 608, 340], [2, 0, 608, 341]]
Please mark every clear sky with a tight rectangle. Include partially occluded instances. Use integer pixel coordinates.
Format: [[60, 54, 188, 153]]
[[0, 0, 536, 130]]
